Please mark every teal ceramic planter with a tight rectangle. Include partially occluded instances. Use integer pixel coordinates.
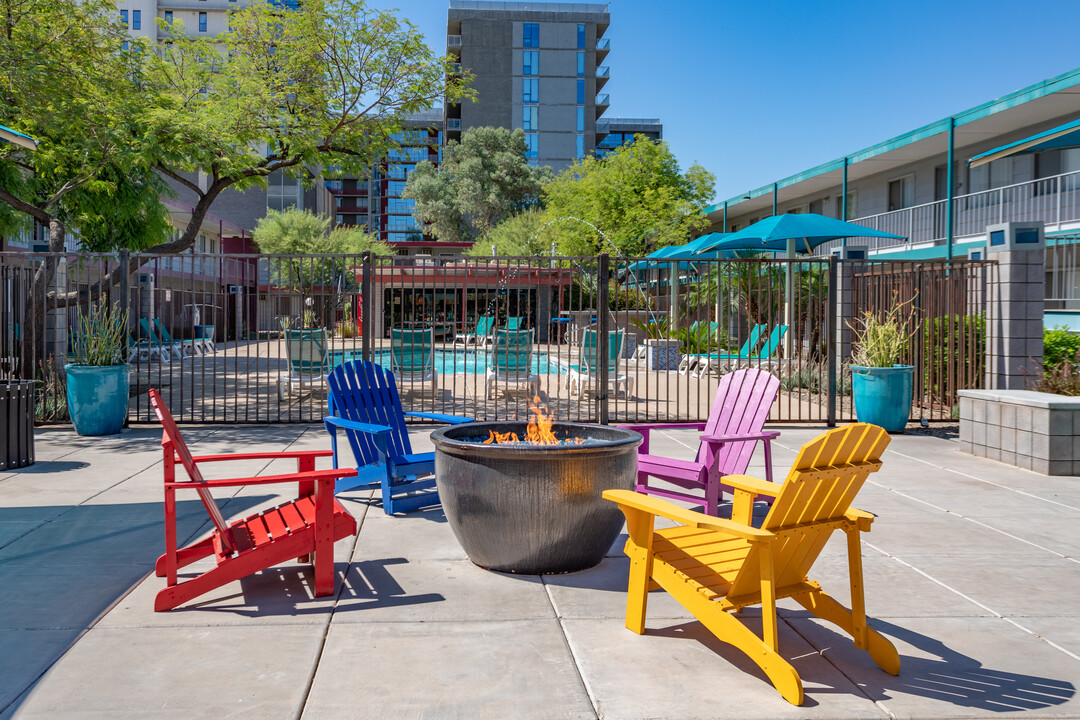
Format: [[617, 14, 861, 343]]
[[851, 364, 914, 433], [64, 364, 129, 436]]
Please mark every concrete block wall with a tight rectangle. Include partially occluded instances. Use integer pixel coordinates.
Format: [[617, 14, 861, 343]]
[[986, 248, 1044, 390], [959, 389, 1080, 475]]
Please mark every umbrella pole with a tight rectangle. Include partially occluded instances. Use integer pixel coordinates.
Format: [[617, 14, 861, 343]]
[[784, 238, 796, 358]]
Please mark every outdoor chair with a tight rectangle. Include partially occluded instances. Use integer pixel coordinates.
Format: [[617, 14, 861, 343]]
[[148, 388, 358, 611], [453, 316, 495, 348], [621, 367, 779, 515], [484, 328, 540, 399], [679, 324, 763, 378], [154, 318, 211, 357], [695, 324, 788, 379], [558, 328, 635, 400], [278, 328, 332, 400], [604, 423, 900, 705], [127, 333, 171, 364], [139, 318, 185, 361], [390, 327, 438, 395], [506, 316, 525, 331], [324, 360, 474, 514]]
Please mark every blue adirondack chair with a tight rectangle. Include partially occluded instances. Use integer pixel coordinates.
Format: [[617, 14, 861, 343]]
[[323, 360, 474, 515]]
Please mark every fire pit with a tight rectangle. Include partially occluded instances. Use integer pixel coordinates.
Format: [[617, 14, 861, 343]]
[[431, 404, 641, 574]]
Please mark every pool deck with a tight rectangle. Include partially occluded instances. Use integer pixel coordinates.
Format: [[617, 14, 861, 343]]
[[1, 423, 1079, 718]]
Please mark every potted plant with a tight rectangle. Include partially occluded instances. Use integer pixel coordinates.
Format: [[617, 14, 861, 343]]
[[849, 297, 918, 433], [65, 304, 130, 436]]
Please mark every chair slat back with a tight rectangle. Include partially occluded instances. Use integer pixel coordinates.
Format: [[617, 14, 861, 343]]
[[285, 329, 329, 373], [493, 329, 533, 371], [139, 318, 156, 341], [153, 318, 174, 343], [697, 368, 780, 472], [475, 316, 495, 336], [580, 329, 623, 372], [327, 361, 413, 468], [148, 389, 234, 552], [390, 327, 434, 374], [758, 325, 789, 359], [506, 317, 524, 331], [729, 423, 890, 598], [734, 325, 765, 358]]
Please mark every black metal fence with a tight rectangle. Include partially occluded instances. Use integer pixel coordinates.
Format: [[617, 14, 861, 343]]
[[0, 250, 997, 426]]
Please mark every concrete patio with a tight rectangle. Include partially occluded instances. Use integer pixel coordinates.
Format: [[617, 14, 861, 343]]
[[1, 422, 1078, 719]]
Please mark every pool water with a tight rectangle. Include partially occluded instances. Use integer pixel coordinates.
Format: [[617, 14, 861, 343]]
[[335, 349, 561, 375]]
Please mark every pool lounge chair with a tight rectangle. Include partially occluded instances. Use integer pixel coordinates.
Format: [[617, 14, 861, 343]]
[[453, 316, 495, 348], [127, 334, 171, 364], [678, 324, 763, 377], [139, 318, 184, 361], [390, 327, 438, 395], [506, 316, 525, 331], [278, 328, 332, 400], [485, 328, 539, 399], [153, 318, 211, 357], [559, 328, 636, 400], [689, 324, 788, 379]]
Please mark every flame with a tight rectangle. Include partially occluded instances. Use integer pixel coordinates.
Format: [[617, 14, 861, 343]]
[[483, 429, 520, 444], [525, 395, 559, 445]]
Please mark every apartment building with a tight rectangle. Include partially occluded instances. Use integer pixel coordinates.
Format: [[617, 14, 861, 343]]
[[594, 117, 662, 159], [446, 1, 611, 172]]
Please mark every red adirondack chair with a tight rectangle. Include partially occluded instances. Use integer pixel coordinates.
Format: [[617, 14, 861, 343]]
[[149, 389, 359, 611], [621, 368, 781, 516]]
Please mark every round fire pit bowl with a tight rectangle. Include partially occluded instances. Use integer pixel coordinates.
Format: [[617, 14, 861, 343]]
[[431, 422, 642, 574]]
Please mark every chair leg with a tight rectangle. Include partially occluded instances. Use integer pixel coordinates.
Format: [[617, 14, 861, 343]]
[[792, 588, 900, 676]]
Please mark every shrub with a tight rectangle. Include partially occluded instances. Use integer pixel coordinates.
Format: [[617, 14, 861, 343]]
[[1037, 357, 1080, 396], [781, 363, 852, 396], [1043, 326, 1080, 370], [337, 318, 359, 338], [923, 313, 985, 403]]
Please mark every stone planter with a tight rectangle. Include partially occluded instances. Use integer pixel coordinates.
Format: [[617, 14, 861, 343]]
[[645, 338, 680, 371], [959, 389, 1080, 475]]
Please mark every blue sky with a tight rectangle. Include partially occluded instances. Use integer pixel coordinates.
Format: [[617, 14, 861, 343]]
[[373, 0, 1080, 204]]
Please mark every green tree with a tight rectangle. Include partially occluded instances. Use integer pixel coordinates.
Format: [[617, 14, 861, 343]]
[[542, 136, 715, 256], [467, 206, 555, 256], [405, 127, 552, 244], [253, 208, 390, 325]]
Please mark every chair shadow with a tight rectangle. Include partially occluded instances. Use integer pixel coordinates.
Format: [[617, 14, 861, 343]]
[[8, 460, 90, 473], [648, 614, 1075, 712]]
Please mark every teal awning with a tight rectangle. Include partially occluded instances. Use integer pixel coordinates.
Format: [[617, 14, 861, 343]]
[[0, 124, 38, 150], [968, 117, 1080, 168]]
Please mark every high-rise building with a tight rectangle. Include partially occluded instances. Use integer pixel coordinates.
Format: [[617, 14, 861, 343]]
[[595, 117, 663, 159], [446, 1, 611, 172]]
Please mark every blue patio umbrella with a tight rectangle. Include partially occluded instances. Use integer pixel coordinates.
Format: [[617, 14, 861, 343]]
[[693, 213, 905, 255], [626, 232, 731, 272]]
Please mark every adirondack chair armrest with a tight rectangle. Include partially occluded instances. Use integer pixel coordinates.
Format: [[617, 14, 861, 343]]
[[700, 430, 780, 443], [190, 450, 335, 463], [619, 423, 706, 452], [723, 474, 781, 498], [323, 415, 393, 437], [164, 467, 357, 490], [845, 507, 876, 531], [603, 489, 772, 542], [404, 411, 475, 425]]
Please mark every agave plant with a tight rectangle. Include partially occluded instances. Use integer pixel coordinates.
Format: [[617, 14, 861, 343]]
[[70, 304, 128, 366]]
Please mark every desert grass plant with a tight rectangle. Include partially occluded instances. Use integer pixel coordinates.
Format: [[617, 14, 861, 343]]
[[71, 304, 128, 366], [849, 294, 920, 368], [1037, 352, 1080, 396], [336, 318, 359, 338], [35, 357, 68, 422]]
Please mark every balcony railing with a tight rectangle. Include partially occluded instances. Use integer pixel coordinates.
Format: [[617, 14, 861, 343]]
[[448, 35, 462, 47], [446, 118, 461, 130], [595, 93, 609, 105], [596, 38, 610, 51], [596, 66, 609, 78], [811, 169, 1080, 256]]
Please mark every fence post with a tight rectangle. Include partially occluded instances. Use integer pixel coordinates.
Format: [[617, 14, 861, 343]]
[[118, 250, 130, 356], [597, 253, 610, 425], [827, 256, 837, 427], [361, 251, 372, 362]]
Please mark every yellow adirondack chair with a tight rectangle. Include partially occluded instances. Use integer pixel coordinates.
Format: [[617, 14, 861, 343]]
[[603, 423, 900, 706]]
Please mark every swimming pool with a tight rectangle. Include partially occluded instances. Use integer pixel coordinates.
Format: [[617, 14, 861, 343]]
[[334, 349, 562, 375]]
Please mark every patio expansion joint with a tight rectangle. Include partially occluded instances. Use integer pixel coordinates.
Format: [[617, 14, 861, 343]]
[[865, 542, 1080, 666], [541, 578, 601, 720]]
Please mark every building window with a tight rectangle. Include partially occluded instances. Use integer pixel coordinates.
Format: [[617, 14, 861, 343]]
[[523, 22, 539, 48], [836, 192, 856, 220], [576, 106, 584, 132], [576, 79, 584, 104], [522, 50, 538, 76], [132, 9, 141, 29], [164, 10, 172, 24], [887, 175, 914, 211], [523, 78, 539, 103], [577, 23, 585, 49], [525, 133, 538, 160], [576, 52, 584, 77], [198, 12, 207, 32], [523, 106, 538, 131], [120, 9, 128, 26], [576, 134, 585, 159]]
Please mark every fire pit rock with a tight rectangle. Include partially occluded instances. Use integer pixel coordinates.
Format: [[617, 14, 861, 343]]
[[431, 422, 642, 574]]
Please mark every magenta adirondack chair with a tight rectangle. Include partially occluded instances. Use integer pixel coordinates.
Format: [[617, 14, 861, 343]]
[[621, 368, 780, 515]]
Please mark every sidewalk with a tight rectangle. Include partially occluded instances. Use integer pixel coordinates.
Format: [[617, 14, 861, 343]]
[[1, 424, 1078, 719]]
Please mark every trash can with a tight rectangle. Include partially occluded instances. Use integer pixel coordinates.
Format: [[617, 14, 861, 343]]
[[0, 379, 35, 470]]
